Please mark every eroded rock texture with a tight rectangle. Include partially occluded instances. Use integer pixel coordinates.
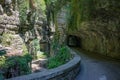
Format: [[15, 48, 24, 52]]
[[68, 0, 120, 59], [57, 7, 68, 45], [0, 8, 26, 56]]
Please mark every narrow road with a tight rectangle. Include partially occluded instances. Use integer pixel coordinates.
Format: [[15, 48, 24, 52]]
[[74, 48, 120, 80]]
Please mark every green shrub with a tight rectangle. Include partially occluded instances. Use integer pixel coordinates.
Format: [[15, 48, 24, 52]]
[[23, 54, 33, 63], [47, 46, 72, 69], [0, 56, 6, 68], [5, 54, 32, 75], [0, 54, 32, 78], [0, 50, 6, 56], [47, 57, 63, 69], [18, 0, 29, 25]]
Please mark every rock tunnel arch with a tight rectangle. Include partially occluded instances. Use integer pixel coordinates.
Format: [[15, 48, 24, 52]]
[[67, 35, 81, 47]]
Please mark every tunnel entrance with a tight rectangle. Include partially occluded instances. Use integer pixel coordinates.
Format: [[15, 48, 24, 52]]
[[67, 35, 81, 47]]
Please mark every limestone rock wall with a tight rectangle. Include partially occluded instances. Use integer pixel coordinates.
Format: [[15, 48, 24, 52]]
[[0, 12, 19, 34], [57, 6, 68, 45], [0, 11, 27, 55], [68, 0, 120, 59]]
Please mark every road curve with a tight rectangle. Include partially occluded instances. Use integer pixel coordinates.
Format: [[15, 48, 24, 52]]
[[74, 48, 120, 80]]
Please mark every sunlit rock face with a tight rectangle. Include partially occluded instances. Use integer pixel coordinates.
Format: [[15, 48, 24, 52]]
[[68, 0, 120, 59], [0, 13, 19, 32], [57, 6, 68, 45], [0, 9, 26, 56]]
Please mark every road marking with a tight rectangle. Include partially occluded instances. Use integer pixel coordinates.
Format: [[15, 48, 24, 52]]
[[99, 75, 107, 80]]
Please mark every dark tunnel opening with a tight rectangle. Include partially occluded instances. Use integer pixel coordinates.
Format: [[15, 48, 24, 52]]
[[67, 35, 81, 48]]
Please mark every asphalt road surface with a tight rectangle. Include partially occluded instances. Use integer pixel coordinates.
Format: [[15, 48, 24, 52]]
[[74, 48, 120, 80]]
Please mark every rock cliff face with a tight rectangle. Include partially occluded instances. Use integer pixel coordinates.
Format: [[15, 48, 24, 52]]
[[0, 0, 47, 56], [57, 7, 68, 45], [68, 0, 120, 59], [0, 12, 19, 33], [0, 11, 27, 55]]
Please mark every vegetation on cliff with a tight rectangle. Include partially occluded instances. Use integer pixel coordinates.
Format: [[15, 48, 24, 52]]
[[0, 0, 120, 79]]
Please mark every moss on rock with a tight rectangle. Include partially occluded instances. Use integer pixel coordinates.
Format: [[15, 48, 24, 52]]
[[67, 0, 120, 59]]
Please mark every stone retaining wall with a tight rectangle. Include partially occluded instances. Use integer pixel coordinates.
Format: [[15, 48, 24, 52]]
[[6, 48, 81, 80]]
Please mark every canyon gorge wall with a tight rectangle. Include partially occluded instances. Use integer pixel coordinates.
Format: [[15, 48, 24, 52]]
[[68, 0, 120, 59]]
